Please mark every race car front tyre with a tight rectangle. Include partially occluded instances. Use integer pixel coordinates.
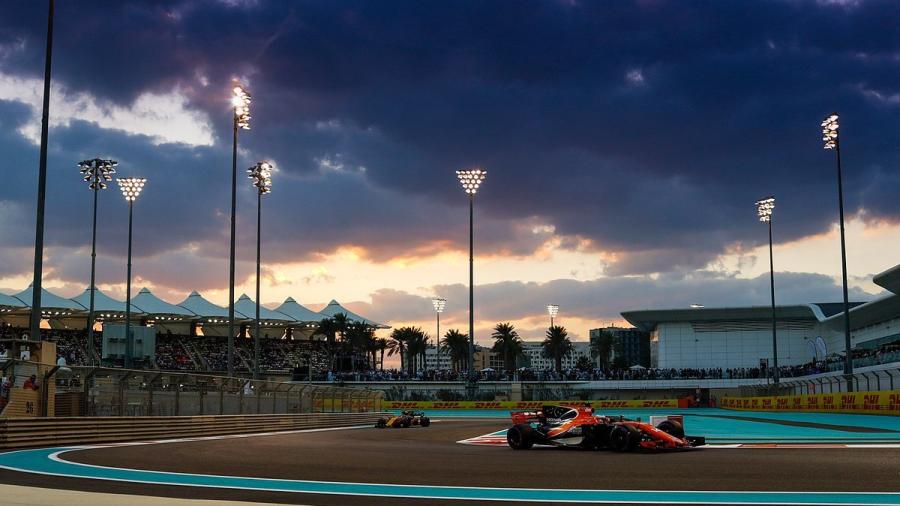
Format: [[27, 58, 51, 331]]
[[420, 417, 431, 427], [609, 425, 640, 452], [656, 419, 685, 439], [507, 424, 534, 450]]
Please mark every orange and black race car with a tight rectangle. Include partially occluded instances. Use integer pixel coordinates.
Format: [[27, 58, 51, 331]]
[[376, 410, 431, 428], [506, 404, 704, 451]]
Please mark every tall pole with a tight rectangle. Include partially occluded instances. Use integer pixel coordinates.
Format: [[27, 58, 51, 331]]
[[436, 311, 441, 370], [254, 190, 261, 380], [87, 184, 99, 365], [124, 201, 134, 368], [468, 194, 475, 379], [768, 219, 778, 384], [835, 138, 853, 389], [228, 116, 238, 378], [29, 0, 55, 342]]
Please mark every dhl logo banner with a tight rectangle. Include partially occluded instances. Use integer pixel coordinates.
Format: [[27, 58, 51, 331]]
[[381, 399, 679, 410], [721, 390, 900, 415]]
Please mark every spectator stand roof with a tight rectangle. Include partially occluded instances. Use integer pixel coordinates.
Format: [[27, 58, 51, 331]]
[[177, 291, 235, 323], [12, 285, 85, 316], [70, 288, 137, 319], [318, 299, 388, 329], [0, 292, 26, 314], [234, 294, 296, 327], [131, 288, 196, 321], [274, 297, 322, 325]]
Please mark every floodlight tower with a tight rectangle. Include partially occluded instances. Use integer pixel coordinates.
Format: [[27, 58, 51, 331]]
[[756, 196, 778, 384], [228, 83, 251, 378], [117, 177, 146, 368], [80, 158, 117, 365], [547, 304, 559, 327], [248, 161, 272, 380], [821, 113, 854, 389], [432, 297, 446, 370], [456, 168, 486, 381]]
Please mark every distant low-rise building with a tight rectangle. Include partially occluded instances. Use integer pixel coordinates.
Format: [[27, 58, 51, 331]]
[[519, 340, 591, 371]]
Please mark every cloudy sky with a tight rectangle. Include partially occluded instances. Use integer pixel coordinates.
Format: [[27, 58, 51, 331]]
[[1, 0, 898, 345]]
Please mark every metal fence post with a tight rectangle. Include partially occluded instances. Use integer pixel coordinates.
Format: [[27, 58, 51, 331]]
[[219, 378, 225, 415]]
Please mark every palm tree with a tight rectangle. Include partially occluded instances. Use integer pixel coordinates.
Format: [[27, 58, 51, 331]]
[[491, 322, 523, 373], [345, 324, 374, 371], [591, 329, 615, 369], [405, 327, 428, 375], [542, 325, 573, 373], [374, 337, 389, 370], [387, 327, 409, 372], [315, 317, 339, 372], [441, 329, 469, 371]]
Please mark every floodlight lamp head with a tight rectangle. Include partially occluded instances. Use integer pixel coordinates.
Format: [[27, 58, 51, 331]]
[[432, 297, 446, 313], [456, 168, 487, 195], [248, 161, 273, 194], [547, 304, 559, 318], [755, 196, 775, 223], [79, 158, 118, 189], [232, 84, 252, 130], [117, 177, 146, 202], [821, 113, 839, 149]]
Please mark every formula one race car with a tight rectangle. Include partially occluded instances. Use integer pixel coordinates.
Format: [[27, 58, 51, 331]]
[[506, 404, 704, 452], [376, 410, 431, 428]]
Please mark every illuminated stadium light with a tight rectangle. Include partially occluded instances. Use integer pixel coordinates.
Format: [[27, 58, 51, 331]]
[[79, 158, 117, 190], [457, 167, 487, 380], [118, 177, 147, 368], [233, 84, 251, 129], [432, 297, 446, 313], [456, 168, 487, 195], [547, 304, 559, 327], [117, 177, 146, 201], [755, 196, 775, 223], [228, 83, 255, 376], [821, 113, 839, 150], [756, 194, 779, 384], [248, 161, 273, 378], [80, 158, 117, 366], [247, 161, 273, 194], [820, 111, 853, 385]]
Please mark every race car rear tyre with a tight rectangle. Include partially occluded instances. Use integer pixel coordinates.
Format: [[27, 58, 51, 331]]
[[402, 419, 411, 428], [609, 425, 640, 452], [507, 424, 534, 450], [375, 418, 387, 428], [420, 417, 431, 427], [656, 420, 685, 439]]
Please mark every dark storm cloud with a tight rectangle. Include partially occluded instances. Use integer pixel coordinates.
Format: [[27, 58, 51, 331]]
[[1, 0, 899, 278]]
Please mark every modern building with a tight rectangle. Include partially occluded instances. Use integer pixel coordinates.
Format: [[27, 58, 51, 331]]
[[519, 340, 591, 371], [589, 326, 650, 368], [620, 263, 900, 371], [422, 344, 453, 370]]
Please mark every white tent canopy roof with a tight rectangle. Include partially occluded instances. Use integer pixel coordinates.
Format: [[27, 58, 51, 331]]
[[12, 285, 84, 311], [177, 291, 231, 319], [0, 292, 26, 309], [274, 297, 323, 323], [70, 288, 133, 314], [318, 299, 387, 328], [131, 288, 195, 317], [234, 294, 296, 322]]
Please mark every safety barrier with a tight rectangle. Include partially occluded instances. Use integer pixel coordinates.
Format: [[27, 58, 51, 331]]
[[0, 411, 390, 449], [721, 390, 900, 415], [383, 399, 680, 410]]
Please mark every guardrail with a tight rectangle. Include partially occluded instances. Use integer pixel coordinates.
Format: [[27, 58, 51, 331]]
[[0, 360, 383, 418], [738, 365, 900, 397], [0, 412, 390, 449]]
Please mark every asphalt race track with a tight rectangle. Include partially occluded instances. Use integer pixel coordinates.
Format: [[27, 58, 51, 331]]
[[2, 419, 900, 505]]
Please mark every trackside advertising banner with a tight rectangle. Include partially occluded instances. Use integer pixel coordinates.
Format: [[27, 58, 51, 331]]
[[721, 390, 900, 415], [382, 399, 678, 410]]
